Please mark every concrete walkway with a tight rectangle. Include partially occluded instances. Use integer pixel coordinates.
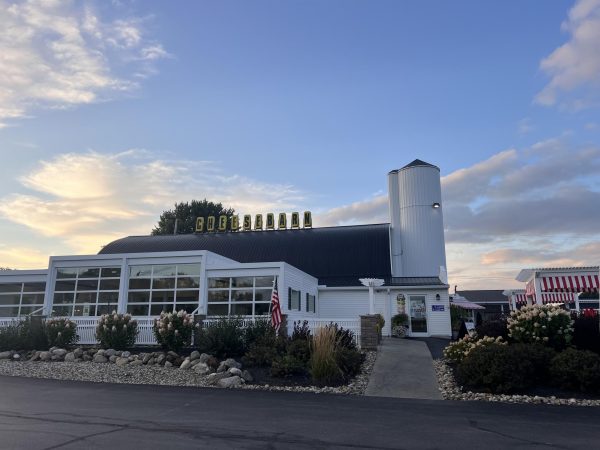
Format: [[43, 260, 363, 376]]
[[365, 338, 442, 400]]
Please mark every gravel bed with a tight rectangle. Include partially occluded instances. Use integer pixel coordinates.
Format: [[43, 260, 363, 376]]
[[0, 350, 378, 395], [434, 359, 600, 407]]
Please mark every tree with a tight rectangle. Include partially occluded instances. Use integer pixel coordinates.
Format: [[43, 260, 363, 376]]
[[151, 200, 236, 235]]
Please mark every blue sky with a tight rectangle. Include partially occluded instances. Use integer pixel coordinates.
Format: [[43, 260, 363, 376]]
[[0, 0, 599, 289]]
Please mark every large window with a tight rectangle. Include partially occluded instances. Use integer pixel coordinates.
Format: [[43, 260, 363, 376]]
[[306, 293, 316, 313], [127, 263, 201, 316], [207, 275, 273, 317], [53, 267, 120, 316], [0, 282, 46, 317], [289, 288, 301, 311]]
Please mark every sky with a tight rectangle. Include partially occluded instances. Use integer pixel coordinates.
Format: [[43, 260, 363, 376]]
[[0, 0, 599, 290]]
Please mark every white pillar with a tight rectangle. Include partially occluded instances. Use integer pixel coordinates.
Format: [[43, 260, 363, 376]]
[[534, 275, 543, 306], [575, 293, 580, 312], [369, 286, 375, 315]]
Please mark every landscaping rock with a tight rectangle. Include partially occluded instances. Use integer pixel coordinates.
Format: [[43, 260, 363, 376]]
[[52, 348, 67, 357], [73, 348, 84, 358], [93, 354, 108, 364], [156, 354, 166, 365], [142, 353, 152, 364], [206, 356, 219, 369], [12, 353, 21, 361], [217, 376, 242, 388], [83, 354, 92, 362], [0, 351, 13, 360], [180, 359, 191, 370], [96, 349, 105, 356], [121, 351, 131, 358], [29, 351, 41, 362], [198, 353, 211, 363], [105, 349, 117, 358], [164, 361, 173, 368], [116, 357, 129, 366], [167, 351, 179, 359], [40, 352, 51, 362], [241, 370, 253, 382], [228, 367, 242, 377], [224, 358, 242, 370], [192, 363, 211, 375], [206, 372, 232, 385], [109, 355, 118, 363], [189, 359, 201, 368], [190, 351, 200, 361], [130, 359, 143, 366], [64, 353, 76, 362]]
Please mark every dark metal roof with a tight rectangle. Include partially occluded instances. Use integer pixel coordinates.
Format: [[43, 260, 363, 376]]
[[99, 224, 392, 281], [319, 276, 446, 287], [389, 159, 439, 174], [456, 290, 508, 304]]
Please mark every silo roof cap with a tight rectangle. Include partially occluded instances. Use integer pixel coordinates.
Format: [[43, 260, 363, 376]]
[[388, 159, 440, 174]]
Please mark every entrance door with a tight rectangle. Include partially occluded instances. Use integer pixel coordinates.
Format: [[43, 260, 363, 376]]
[[409, 296, 427, 335]]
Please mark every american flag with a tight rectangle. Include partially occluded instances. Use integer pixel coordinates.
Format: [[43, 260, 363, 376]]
[[270, 277, 282, 333]]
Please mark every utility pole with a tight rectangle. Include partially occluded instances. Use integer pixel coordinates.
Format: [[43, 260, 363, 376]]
[[173, 218, 179, 235]]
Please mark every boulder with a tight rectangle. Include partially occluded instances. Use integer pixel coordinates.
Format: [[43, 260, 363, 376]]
[[0, 351, 13, 360], [96, 349, 105, 356], [147, 358, 156, 365], [104, 349, 117, 358], [164, 361, 173, 368], [130, 359, 143, 366], [142, 353, 152, 364], [224, 358, 242, 370], [109, 355, 118, 363], [190, 351, 201, 361], [121, 351, 131, 358], [156, 354, 166, 365], [206, 372, 232, 385], [29, 351, 41, 361], [52, 348, 67, 357], [12, 353, 21, 360], [206, 356, 219, 369], [217, 376, 242, 388], [192, 362, 211, 375], [116, 357, 129, 366], [199, 353, 211, 363], [180, 359, 191, 370], [51, 355, 61, 361], [40, 352, 51, 362], [83, 354, 93, 362], [228, 367, 242, 377], [189, 359, 201, 368], [73, 348, 84, 358], [64, 352, 76, 362], [93, 354, 108, 363], [241, 370, 254, 383]]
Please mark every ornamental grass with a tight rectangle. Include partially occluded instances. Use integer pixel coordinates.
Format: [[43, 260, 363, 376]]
[[310, 326, 343, 386]]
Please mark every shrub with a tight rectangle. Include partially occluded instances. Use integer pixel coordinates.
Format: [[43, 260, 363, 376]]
[[392, 313, 409, 327], [443, 335, 506, 365], [45, 318, 78, 348], [0, 317, 48, 351], [310, 326, 343, 386], [509, 343, 556, 383], [327, 323, 357, 351], [507, 304, 573, 350], [550, 348, 600, 393], [153, 310, 194, 352], [335, 347, 364, 379], [196, 316, 245, 358], [243, 319, 275, 349], [457, 343, 535, 393], [375, 314, 385, 335], [572, 311, 600, 354], [271, 354, 308, 377], [475, 318, 509, 340], [291, 320, 311, 341], [96, 312, 138, 349]]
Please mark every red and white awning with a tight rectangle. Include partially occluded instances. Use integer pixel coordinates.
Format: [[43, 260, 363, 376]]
[[541, 292, 575, 304], [513, 293, 527, 305], [541, 275, 599, 293]]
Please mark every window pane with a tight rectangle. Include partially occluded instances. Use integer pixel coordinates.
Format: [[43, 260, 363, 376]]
[[55, 280, 76, 291], [20, 306, 42, 316], [208, 277, 229, 289], [207, 291, 228, 302], [128, 291, 150, 303], [231, 277, 253, 288], [0, 283, 22, 293], [152, 278, 176, 290], [232, 290, 253, 302], [79, 268, 100, 278], [52, 305, 73, 316], [98, 292, 119, 304], [152, 265, 176, 277], [129, 278, 151, 290], [23, 282, 46, 292], [77, 279, 99, 291], [255, 276, 275, 288], [230, 303, 252, 315], [129, 265, 152, 278], [254, 303, 270, 316], [0, 306, 19, 317], [127, 304, 149, 316], [0, 294, 20, 305], [175, 291, 199, 303], [53, 292, 74, 304], [151, 291, 175, 303], [96, 304, 113, 315], [75, 292, 96, 304], [177, 264, 201, 276], [151, 304, 171, 315], [175, 303, 197, 314], [255, 289, 272, 302], [56, 268, 78, 279], [73, 305, 87, 316], [176, 277, 200, 289], [21, 294, 44, 305], [101, 267, 121, 278], [207, 303, 228, 316], [99, 279, 120, 291]]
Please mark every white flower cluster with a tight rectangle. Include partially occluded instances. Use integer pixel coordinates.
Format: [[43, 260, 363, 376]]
[[154, 310, 194, 336], [443, 335, 506, 364], [507, 304, 573, 345], [97, 311, 137, 333]]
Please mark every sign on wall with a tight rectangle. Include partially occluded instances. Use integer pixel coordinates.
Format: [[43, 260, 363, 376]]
[[195, 211, 312, 233], [431, 305, 445, 312]]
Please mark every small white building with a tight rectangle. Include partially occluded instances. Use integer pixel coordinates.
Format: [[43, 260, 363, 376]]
[[0, 160, 451, 338]]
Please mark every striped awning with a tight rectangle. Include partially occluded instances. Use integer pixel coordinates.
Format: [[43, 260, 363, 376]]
[[541, 292, 575, 304], [513, 293, 527, 305], [541, 275, 599, 293]]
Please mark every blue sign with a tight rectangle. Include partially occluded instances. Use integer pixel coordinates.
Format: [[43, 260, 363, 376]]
[[432, 305, 445, 312]]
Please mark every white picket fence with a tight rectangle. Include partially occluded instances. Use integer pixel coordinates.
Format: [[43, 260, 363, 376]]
[[287, 318, 362, 346]]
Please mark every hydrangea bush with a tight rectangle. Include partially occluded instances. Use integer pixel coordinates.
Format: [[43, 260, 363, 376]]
[[45, 318, 78, 348], [153, 310, 194, 352], [507, 304, 573, 350], [96, 312, 138, 349], [443, 335, 506, 364]]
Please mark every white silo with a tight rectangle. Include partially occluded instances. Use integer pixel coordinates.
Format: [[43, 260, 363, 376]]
[[388, 159, 447, 278]]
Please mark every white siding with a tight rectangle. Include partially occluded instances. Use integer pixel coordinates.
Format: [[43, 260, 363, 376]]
[[282, 263, 319, 323], [318, 289, 369, 318]]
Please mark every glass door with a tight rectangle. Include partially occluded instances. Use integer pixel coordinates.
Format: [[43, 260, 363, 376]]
[[409, 296, 427, 333]]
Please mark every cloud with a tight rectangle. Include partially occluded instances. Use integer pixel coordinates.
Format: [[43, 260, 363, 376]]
[[518, 117, 534, 134], [316, 195, 388, 227], [0, 0, 169, 128], [535, 0, 600, 109], [0, 150, 306, 256]]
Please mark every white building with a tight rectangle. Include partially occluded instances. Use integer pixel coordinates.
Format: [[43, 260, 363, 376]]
[[0, 159, 451, 338]]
